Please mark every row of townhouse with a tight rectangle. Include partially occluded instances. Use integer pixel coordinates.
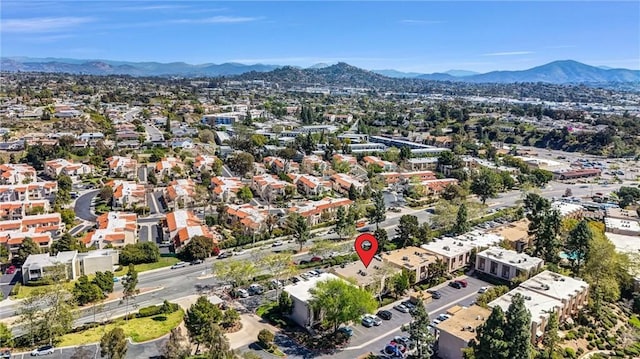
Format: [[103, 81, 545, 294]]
[[82, 212, 138, 249], [289, 197, 353, 226], [155, 157, 185, 177], [0, 199, 50, 220], [288, 174, 332, 197], [193, 155, 219, 173], [330, 173, 365, 194], [165, 209, 218, 249], [0, 164, 36, 185], [165, 179, 197, 209], [300, 155, 330, 174], [225, 204, 269, 233], [211, 176, 244, 202], [0, 182, 57, 202], [251, 174, 294, 201], [0, 213, 64, 256], [44, 159, 93, 178], [264, 156, 300, 174], [109, 180, 147, 209], [363, 155, 397, 171], [108, 156, 138, 179]]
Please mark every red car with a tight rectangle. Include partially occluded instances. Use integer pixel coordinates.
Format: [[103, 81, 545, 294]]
[[455, 279, 468, 288], [5, 266, 15, 275], [310, 256, 322, 262]]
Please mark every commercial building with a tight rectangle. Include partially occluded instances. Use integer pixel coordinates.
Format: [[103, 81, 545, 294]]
[[421, 232, 503, 272], [330, 259, 400, 295], [380, 246, 441, 284], [605, 217, 640, 236], [284, 273, 344, 331], [437, 305, 492, 359], [551, 201, 584, 219], [487, 219, 530, 252], [475, 247, 544, 281], [22, 249, 119, 284]]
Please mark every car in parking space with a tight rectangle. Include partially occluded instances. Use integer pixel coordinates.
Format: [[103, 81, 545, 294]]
[[449, 281, 462, 289], [361, 315, 376, 327], [31, 345, 55, 356], [235, 288, 250, 298], [368, 314, 383, 326], [377, 310, 393, 320], [5, 266, 16, 274], [478, 286, 489, 293], [401, 300, 416, 311], [190, 259, 204, 265], [338, 326, 354, 337], [392, 336, 413, 349], [431, 318, 441, 326], [306, 271, 319, 277], [393, 304, 410, 313], [455, 279, 468, 287], [272, 240, 284, 247], [437, 314, 451, 322], [217, 251, 232, 259], [427, 290, 442, 299], [248, 284, 264, 295], [290, 276, 301, 284], [170, 262, 187, 269]]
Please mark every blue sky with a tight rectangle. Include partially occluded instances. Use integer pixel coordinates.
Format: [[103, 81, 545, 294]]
[[2, 1, 639, 73]]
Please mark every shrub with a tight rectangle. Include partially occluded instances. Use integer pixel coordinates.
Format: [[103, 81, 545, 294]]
[[253, 274, 272, 282], [10, 283, 20, 296], [565, 331, 576, 340], [161, 300, 179, 314], [257, 329, 274, 348], [152, 315, 167, 322], [137, 305, 163, 318], [564, 347, 576, 359]]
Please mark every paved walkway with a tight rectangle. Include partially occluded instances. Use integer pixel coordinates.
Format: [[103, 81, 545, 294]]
[[228, 313, 280, 349]]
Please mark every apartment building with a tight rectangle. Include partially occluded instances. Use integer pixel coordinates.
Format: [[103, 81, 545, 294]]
[[193, 155, 220, 173], [332, 153, 357, 166], [330, 173, 364, 194], [107, 156, 138, 179], [264, 156, 299, 174], [111, 180, 146, 209], [83, 212, 138, 249], [166, 179, 197, 209], [405, 157, 439, 171], [155, 157, 184, 177], [380, 246, 441, 284], [44, 159, 93, 178], [165, 210, 217, 249], [301, 155, 330, 174], [421, 232, 503, 272], [211, 176, 244, 202], [0, 182, 58, 202], [0, 199, 50, 220], [251, 174, 294, 201], [420, 179, 459, 197], [225, 204, 269, 234], [487, 219, 530, 252], [475, 247, 544, 281], [380, 170, 437, 185], [0, 164, 36, 185], [363, 156, 396, 171], [289, 197, 352, 226], [0, 231, 53, 256], [289, 174, 331, 197], [437, 305, 492, 359]]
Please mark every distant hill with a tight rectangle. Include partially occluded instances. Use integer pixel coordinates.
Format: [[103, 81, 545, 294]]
[[1, 57, 638, 84], [0, 57, 281, 76]]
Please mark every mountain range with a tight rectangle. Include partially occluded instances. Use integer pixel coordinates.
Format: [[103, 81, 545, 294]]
[[1, 57, 638, 84]]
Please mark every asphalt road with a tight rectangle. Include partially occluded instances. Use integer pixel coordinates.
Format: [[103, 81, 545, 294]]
[[73, 190, 100, 222], [11, 339, 167, 359], [143, 123, 164, 143]]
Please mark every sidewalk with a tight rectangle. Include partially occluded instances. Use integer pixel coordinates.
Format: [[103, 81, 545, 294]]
[[227, 313, 280, 349]]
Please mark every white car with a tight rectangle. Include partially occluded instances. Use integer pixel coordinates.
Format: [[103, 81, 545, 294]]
[[170, 262, 187, 269], [272, 240, 284, 247], [478, 286, 489, 293], [31, 345, 54, 356]]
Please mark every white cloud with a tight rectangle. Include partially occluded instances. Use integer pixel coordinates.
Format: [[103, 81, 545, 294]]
[[400, 19, 445, 24], [170, 16, 261, 24], [1, 17, 93, 33], [482, 51, 535, 56]]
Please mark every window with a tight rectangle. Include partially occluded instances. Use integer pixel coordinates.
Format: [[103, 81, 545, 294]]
[[502, 265, 510, 279], [490, 261, 498, 275], [478, 258, 486, 270]]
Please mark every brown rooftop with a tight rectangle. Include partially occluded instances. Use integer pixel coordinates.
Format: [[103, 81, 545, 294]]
[[381, 246, 440, 270], [437, 305, 491, 342]]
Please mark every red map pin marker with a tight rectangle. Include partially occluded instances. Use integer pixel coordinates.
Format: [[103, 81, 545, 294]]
[[354, 233, 378, 268]]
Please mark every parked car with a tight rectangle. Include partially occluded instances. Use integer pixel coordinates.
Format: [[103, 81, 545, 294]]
[[298, 260, 309, 265], [448, 281, 462, 289], [235, 289, 250, 298], [363, 314, 382, 326], [478, 286, 489, 293], [427, 290, 442, 299], [437, 314, 451, 322], [401, 300, 416, 311], [170, 262, 187, 269], [377, 310, 393, 320], [290, 276, 301, 284], [338, 326, 354, 337], [392, 336, 413, 349], [393, 304, 410, 313], [361, 315, 376, 327], [310, 256, 322, 262], [217, 251, 232, 259], [31, 345, 54, 356], [5, 266, 16, 274], [272, 240, 284, 247], [455, 279, 468, 288], [248, 284, 264, 295], [0, 348, 11, 359], [190, 259, 204, 265]]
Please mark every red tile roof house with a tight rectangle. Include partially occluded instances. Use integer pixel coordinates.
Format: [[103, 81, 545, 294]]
[[0, 213, 63, 256], [107, 156, 138, 180], [264, 156, 300, 174], [154, 157, 185, 178], [109, 180, 146, 209], [210, 176, 244, 203], [165, 210, 218, 250], [332, 153, 358, 166], [289, 197, 353, 226], [82, 212, 138, 249], [0, 182, 58, 202], [330, 173, 365, 195], [44, 158, 93, 178], [301, 155, 330, 174], [251, 174, 294, 201], [289, 174, 332, 197], [0, 199, 50, 220], [165, 179, 197, 210], [380, 170, 437, 185], [0, 231, 52, 258], [193, 155, 220, 173], [363, 156, 397, 171], [225, 204, 268, 234], [0, 164, 37, 185]]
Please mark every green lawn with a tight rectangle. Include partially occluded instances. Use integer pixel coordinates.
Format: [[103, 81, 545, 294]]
[[630, 315, 640, 329], [114, 257, 180, 277], [15, 282, 75, 299], [58, 309, 184, 346]]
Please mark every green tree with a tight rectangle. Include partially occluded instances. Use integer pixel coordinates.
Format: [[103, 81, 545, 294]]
[[119, 242, 160, 265], [348, 184, 358, 201], [52, 232, 78, 253], [395, 214, 419, 247], [257, 329, 275, 349], [278, 291, 293, 314], [504, 293, 532, 359], [565, 220, 593, 275], [334, 206, 348, 238], [542, 311, 560, 359], [442, 183, 467, 202], [237, 186, 253, 203], [474, 306, 509, 359], [0, 323, 14, 348], [57, 174, 72, 193], [162, 327, 190, 359], [453, 203, 470, 235], [221, 308, 240, 329], [93, 271, 115, 293], [390, 271, 411, 298], [532, 209, 562, 264], [471, 169, 501, 204], [100, 327, 128, 359], [407, 299, 435, 358], [226, 152, 254, 176], [500, 171, 516, 191], [60, 208, 76, 226], [185, 296, 223, 353], [180, 235, 214, 262], [198, 129, 215, 144], [20, 284, 75, 346], [475, 285, 509, 308], [367, 191, 386, 230], [374, 227, 389, 253], [202, 323, 235, 359], [122, 264, 139, 320], [309, 278, 377, 332], [16, 237, 41, 265], [213, 259, 257, 287], [73, 275, 105, 305], [286, 212, 310, 251]]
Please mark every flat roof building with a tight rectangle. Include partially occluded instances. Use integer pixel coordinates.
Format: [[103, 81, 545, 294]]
[[476, 247, 544, 281], [605, 217, 640, 236], [421, 231, 503, 272], [437, 305, 492, 359], [380, 246, 441, 284], [284, 273, 344, 331]]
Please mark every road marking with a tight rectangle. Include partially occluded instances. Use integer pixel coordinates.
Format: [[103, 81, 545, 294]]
[[343, 291, 479, 351]]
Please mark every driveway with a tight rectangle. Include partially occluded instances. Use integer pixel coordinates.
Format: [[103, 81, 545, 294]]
[[0, 270, 20, 300], [74, 189, 100, 222]]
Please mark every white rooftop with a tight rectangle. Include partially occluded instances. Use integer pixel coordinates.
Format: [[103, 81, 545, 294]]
[[605, 217, 640, 233], [489, 286, 562, 327], [477, 247, 544, 271], [605, 232, 640, 254], [551, 201, 584, 217], [284, 273, 342, 303], [422, 231, 503, 257], [519, 270, 589, 302]]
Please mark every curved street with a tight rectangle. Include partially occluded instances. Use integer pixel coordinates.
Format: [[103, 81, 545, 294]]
[[74, 189, 100, 222]]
